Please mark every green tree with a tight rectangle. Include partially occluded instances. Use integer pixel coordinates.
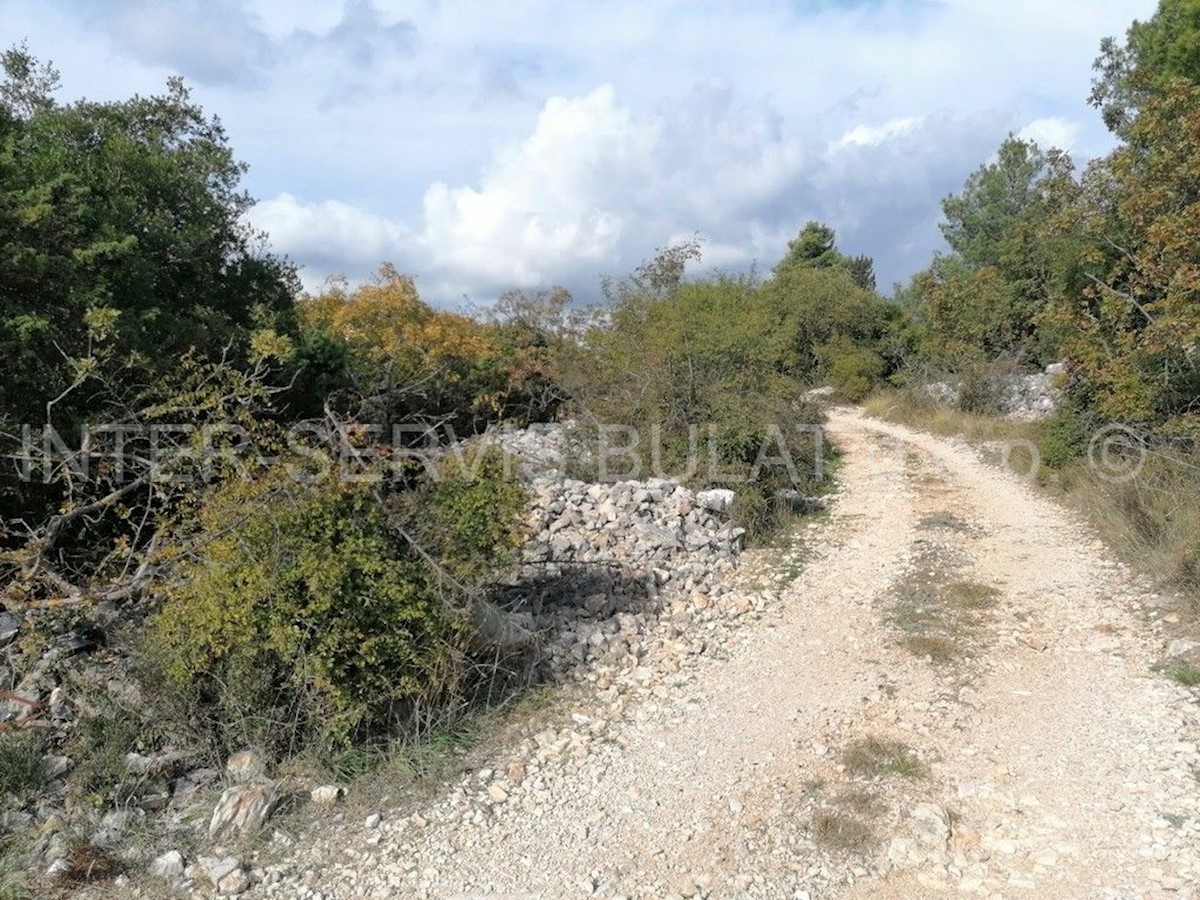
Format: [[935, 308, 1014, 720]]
[[1051, 79, 1200, 428], [774, 221, 876, 292], [1091, 0, 1200, 135], [902, 137, 1085, 368], [0, 47, 297, 429]]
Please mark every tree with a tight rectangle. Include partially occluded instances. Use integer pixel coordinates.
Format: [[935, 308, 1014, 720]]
[[774, 221, 876, 292], [1091, 0, 1200, 136], [0, 47, 297, 430], [1050, 79, 1200, 427], [901, 137, 1085, 367], [940, 138, 1079, 276]]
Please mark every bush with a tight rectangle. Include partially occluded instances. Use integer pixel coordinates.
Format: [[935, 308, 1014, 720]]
[[147, 449, 527, 754], [816, 333, 887, 401], [1039, 407, 1093, 469]]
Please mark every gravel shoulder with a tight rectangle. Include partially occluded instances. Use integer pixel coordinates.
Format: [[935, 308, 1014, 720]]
[[261, 408, 1200, 899]]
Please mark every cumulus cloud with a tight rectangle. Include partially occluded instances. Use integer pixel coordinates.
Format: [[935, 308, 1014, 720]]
[[250, 82, 1011, 299], [17, 0, 1153, 302], [1017, 117, 1083, 151], [837, 116, 925, 148]]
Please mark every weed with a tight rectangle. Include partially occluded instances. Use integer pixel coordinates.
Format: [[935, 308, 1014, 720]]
[[0, 832, 29, 900], [67, 710, 150, 808], [943, 580, 1000, 610], [0, 732, 45, 800], [1173, 665, 1200, 687], [842, 737, 928, 779], [918, 511, 972, 533], [903, 633, 963, 662], [55, 841, 123, 888], [811, 810, 875, 852]]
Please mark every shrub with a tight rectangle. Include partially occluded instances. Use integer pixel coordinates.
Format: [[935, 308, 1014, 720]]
[[148, 449, 527, 753], [1040, 407, 1094, 468], [815, 333, 887, 401]]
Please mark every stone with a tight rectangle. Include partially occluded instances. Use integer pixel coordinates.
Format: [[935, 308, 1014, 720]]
[[666, 872, 697, 897], [199, 855, 242, 888], [696, 489, 737, 512], [209, 783, 279, 839], [149, 850, 186, 878], [311, 784, 346, 806], [40, 755, 73, 779], [0, 612, 20, 647], [1167, 639, 1200, 660], [910, 803, 951, 850], [218, 867, 251, 895], [225, 749, 268, 782]]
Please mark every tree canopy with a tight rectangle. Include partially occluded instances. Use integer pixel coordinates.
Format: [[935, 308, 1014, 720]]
[[0, 46, 297, 429]]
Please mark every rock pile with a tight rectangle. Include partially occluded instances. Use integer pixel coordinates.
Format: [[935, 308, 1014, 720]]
[[925, 362, 1065, 421], [482, 422, 749, 682]]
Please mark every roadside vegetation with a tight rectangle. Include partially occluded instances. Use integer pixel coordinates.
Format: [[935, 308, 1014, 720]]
[[865, 0, 1200, 614], [3, 0, 1200, 891], [0, 41, 887, 895]]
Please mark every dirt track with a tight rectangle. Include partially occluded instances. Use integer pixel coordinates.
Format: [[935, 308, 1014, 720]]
[[279, 409, 1200, 899]]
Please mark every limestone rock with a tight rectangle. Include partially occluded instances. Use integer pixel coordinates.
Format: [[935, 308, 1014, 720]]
[[209, 783, 279, 839]]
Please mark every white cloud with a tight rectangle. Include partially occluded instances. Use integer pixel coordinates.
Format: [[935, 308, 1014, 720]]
[[1017, 117, 1083, 151], [248, 193, 413, 290], [837, 116, 925, 148], [12, 0, 1155, 301], [417, 85, 651, 289]]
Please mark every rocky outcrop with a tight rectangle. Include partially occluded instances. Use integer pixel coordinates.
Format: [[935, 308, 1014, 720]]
[[925, 363, 1065, 421]]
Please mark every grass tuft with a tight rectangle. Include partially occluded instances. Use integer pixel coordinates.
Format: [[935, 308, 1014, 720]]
[[1173, 665, 1200, 687], [811, 810, 876, 852], [0, 732, 45, 800], [842, 736, 928, 780]]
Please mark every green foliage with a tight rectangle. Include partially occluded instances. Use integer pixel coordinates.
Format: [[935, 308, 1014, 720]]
[[815, 333, 886, 401], [65, 709, 149, 809], [1092, 0, 1200, 135], [1039, 407, 1094, 468], [901, 137, 1084, 373], [572, 243, 889, 538], [0, 47, 296, 431], [774, 221, 877, 292], [1173, 665, 1200, 686], [148, 449, 527, 752]]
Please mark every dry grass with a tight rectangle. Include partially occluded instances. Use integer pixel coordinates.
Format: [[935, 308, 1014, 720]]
[[55, 842, 124, 888], [943, 580, 1000, 610], [903, 633, 962, 663], [862, 391, 1043, 445], [811, 809, 876, 852], [864, 388, 1200, 613], [842, 736, 928, 780], [918, 511, 973, 533], [884, 541, 998, 664]]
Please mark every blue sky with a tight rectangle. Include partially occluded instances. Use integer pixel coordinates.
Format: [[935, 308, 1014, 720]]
[[1, 0, 1156, 304]]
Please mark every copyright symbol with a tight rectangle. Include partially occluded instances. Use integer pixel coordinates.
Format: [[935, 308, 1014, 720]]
[[1088, 424, 1147, 483]]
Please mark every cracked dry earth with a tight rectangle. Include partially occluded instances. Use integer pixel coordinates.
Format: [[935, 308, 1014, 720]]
[[277, 409, 1200, 899]]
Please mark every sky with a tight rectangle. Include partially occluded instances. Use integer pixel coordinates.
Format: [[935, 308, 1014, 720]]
[[0, 0, 1157, 305]]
